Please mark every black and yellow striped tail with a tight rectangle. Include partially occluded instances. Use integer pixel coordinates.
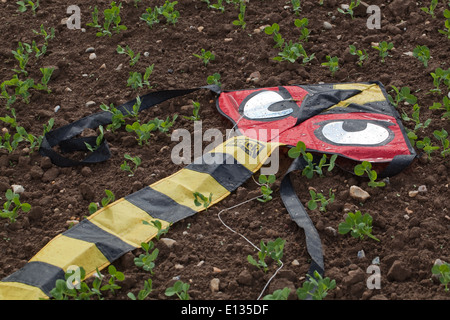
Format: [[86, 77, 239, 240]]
[[0, 136, 281, 300]]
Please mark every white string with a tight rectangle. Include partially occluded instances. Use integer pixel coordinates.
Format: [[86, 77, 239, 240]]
[[217, 195, 284, 300]]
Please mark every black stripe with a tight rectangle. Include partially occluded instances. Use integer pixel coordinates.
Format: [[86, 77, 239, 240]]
[[63, 219, 135, 262], [187, 153, 253, 191], [125, 186, 196, 223], [1, 261, 65, 297]]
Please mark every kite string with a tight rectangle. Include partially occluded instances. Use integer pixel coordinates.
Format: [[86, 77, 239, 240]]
[[217, 194, 284, 300]]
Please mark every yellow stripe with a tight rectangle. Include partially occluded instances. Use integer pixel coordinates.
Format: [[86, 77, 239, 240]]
[[89, 198, 171, 247], [29, 234, 109, 277], [0, 281, 47, 300], [328, 83, 386, 109], [151, 168, 230, 210], [212, 136, 281, 173]]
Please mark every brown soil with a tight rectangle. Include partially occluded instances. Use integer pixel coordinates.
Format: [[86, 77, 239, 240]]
[[0, 0, 449, 301]]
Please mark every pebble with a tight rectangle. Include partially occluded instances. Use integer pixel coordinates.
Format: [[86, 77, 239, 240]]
[[85, 101, 96, 107], [291, 259, 300, 266], [418, 185, 427, 193], [89, 53, 97, 60], [323, 21, 333, 30], [224, 38, 233, 42], [357, 250, 365, 259], [349, 185, 370, 202], [159, 238, 176, 248], [144, 51, 150, 57], [11, 185, 24, 194], [372, 257, 380, 265], [408, 190, 418, 198], [115, 63, 123, 71], [325, 226, 337, 236], [54, 105, 60, 113], [210, 278, 220, 292], [85, 47, 95, 53]]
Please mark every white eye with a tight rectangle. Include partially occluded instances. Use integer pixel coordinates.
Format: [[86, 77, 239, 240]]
[[320, 121, 391, 145], [242, 91, 294, 120]]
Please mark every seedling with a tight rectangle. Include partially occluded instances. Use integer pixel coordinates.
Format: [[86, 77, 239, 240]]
[[12, 42, 32, 75], [34, 67, 54, 93], [429, 96, 450, 119], [101, 265, 125, 295], [274, 40, 315, 64], [183, 101, 201, 121], [152, 114, 178, 134], [50, 267, 95, 300], [263, 287, 291, 300], [421, 0, 438, 19], [84, 125, 105, 152], [338, 210, 380, 241], [142, 219, 171, 240], [257, 174, 276, 203], [288, 141, 337, 179], [291, 0, 301, 15], [127, 65, 154, 90], [248, 238, 285, 272], [128, 279, 152, 300], [123, 96, 142, 122], [116, 45, 140, 66], [401, 104, 431, 132], [416, 136, 440, 159], [388, 85, 418, 107], [100, 103, 125, 132], [264, 23, 284, 49], [307, 189, 335, 212], [232, 0, 246, 29], [210, 0, 226, 12], [207, 73, 221, 86], [296, 270, 336, 300], [433, 129, 450, 157], [349, 45, 368, 67], [86, 2, 127, 37], [431, 261, 450, 292], [16, 0, 39, 15], [88, 189, 116, 214], [430, 67, 450, 94], [1, 189, 31, 223], [120, 154, 142, 176], [193, 191, 212, 211], [294, 18, 310, 42], [438, 9, 450, 38], [125, 121, 157, 145], [321, 55, 339, 77], [193, 49, 215, 66], [165, 280, 190, 300], [140, 1, 179, 27], [134, 241, 159, 273], [372, 41, 394, 63], [31, 25, 55, 59], [2, 75, 34, 105], [412, 45, 431, 68], [337, 0, 361, 19], [354, 160, 385, 188]]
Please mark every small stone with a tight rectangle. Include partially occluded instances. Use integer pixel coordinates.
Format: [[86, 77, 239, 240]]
[[408, 190, 419, 198], [372, 257, 380, 265], [224, 38, 233, 42], [174, 263, 184, 270], [213, 267, 222, 273], [291, 259, 300, 266], [159, 238, 176, 248], [115, 63, 123, 71], [323, 21, 333, 30], [357, 250, 365, 259], [197, 26, 204, 32], [85, 101, 96, 107], [99, 63, 106, 69], [210, 278, 220, 292], [66, 220, 79, 226], [325, 226, 337, 236], [403, 214, 410, 220], [349, 185, 370, 202], [89, 53, 97, 60], [197, 260, 205, 267], [11, 185, 25, 194], [418, 185, 427, 193], [246, 71, 261, 84], [54, 105, 60, 113], [85, 47, 95, 53]]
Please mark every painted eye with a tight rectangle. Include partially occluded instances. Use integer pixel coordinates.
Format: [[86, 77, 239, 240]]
[[241, 91, 294, 120], [316, 120, 394, 146]]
